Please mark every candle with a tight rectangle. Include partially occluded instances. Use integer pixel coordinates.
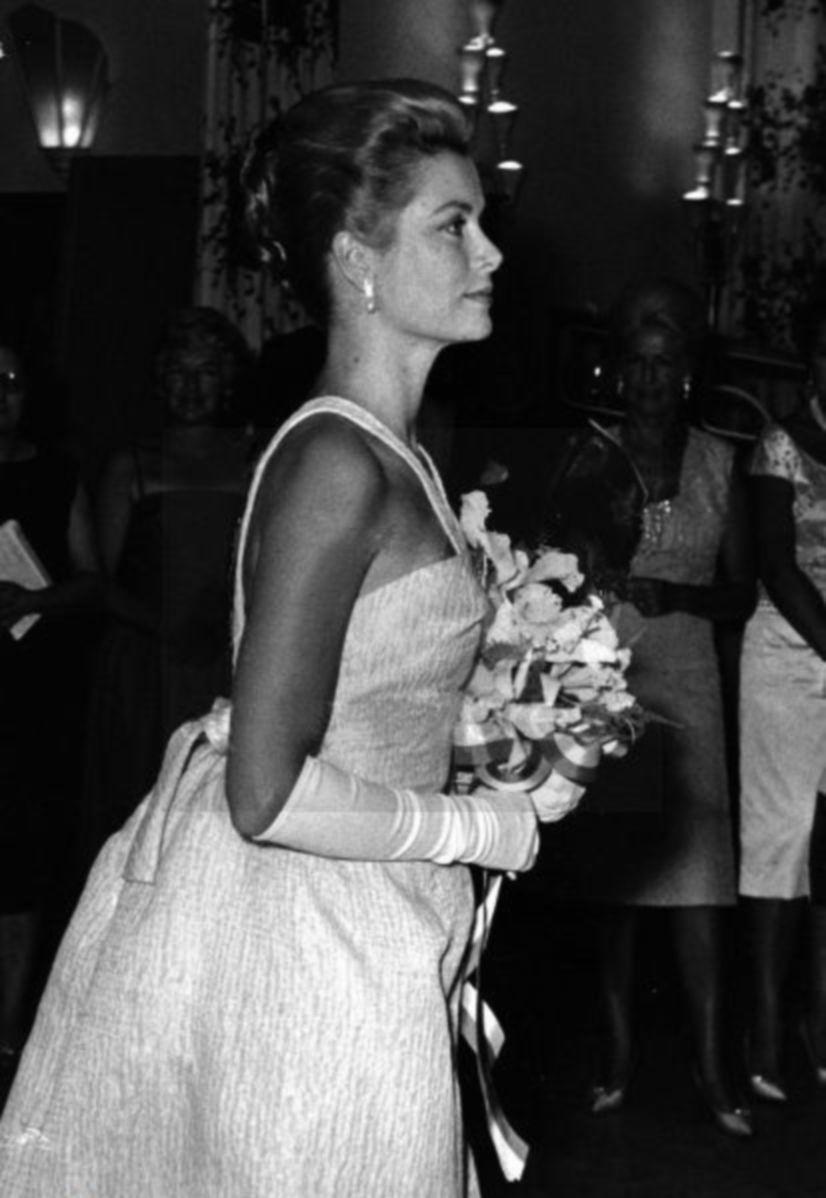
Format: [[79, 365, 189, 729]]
[[487, 99, 517, 159], [459, 39, 486, 98], [702, 98, 728, 147], [485, 45, 507, 102], [469, 0, 500, 45], [495, 159, 523, 201]]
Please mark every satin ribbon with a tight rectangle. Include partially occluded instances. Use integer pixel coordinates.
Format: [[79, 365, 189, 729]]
[[460, 873, 530, 1183], [128, 699, 532, 1180]]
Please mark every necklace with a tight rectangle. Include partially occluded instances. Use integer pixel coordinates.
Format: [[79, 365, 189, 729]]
[[640, 499, 673, 550]]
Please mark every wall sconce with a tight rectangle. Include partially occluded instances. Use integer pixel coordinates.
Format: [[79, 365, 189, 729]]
[[682, 48, 749, 333], [456, 0, 523, 205], [6, 2, 110, 179]]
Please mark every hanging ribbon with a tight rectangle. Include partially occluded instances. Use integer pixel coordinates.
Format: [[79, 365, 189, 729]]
[[460, 873, 530, 1183]]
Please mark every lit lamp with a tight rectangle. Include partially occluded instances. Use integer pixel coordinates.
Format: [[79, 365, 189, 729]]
[[456, 0, 523, 205], [6, 2, 110, 178], [682, 47, 751, 332]]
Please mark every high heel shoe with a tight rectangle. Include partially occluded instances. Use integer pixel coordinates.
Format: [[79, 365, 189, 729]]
[[745, 1035, 789, 1103], [799, 1019, 826, 1088], [589, 1082, 626, 1114], [748, 1072, 788, 1103], [588, 1045, 638, 1115], [692, 1069, 755, 1139]]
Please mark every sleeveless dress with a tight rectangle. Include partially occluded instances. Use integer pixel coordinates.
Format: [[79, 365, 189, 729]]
[[544, 427, 737, 906], [739, 424, 826, 899], [82, 455, 245, 862], [0, 398, 488, 1197], [0, 450, 82, 912]]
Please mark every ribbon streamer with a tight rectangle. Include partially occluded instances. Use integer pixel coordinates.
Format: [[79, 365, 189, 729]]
[[460, 873, 530, 1183]]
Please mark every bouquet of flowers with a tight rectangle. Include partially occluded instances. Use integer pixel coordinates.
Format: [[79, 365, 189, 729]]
[[454, 490, 646, 793]]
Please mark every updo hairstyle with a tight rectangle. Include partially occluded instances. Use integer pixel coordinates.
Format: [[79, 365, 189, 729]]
[[612, 276, 707, 365], [243, 79, 471, 326]]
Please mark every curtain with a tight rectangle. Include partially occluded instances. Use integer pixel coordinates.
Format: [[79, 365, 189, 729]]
[[730, 0, 826, 349], [195, 0, 337, 350]]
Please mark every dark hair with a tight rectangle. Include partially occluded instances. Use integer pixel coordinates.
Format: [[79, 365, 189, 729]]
[[155, 306, 251, 416], [613, 277, 706, 360], [242, 79, 471, 326]]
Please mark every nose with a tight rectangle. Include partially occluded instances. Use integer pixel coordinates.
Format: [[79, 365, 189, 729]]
[[475, 225, 503, 274]]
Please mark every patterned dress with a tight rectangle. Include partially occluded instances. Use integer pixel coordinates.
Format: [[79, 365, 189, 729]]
[[0, 399, 488, 1197], [544, 427, 737, 906], [739, 424, 826, 899]]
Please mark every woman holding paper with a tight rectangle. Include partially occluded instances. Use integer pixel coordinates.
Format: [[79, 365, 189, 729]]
[[0, 337, 100, 1070]]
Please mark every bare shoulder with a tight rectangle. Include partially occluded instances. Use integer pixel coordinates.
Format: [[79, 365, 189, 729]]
[[252, 413, 390, 543]]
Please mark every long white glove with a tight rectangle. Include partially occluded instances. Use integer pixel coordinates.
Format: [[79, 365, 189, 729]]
[[253, 755, 539, 872]]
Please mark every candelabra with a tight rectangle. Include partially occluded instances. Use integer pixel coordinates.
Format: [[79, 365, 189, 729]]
[[457, 0, 523, 204], [683, 50, 749, 333]]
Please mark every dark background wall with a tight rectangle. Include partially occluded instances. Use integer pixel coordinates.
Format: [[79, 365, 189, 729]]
[[0, 0, 740, 461]]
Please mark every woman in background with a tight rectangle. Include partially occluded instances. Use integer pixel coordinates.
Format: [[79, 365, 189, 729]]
[[0, 80, 586, 1196], [739, 278, 826, 1100], [82, 308, 252, 860], [0, 336, 99, 1068], [543, 278, 755, 1135]]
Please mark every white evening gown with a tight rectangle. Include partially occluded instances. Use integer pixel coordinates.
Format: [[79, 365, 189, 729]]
[[0, 397, 488, 1197]]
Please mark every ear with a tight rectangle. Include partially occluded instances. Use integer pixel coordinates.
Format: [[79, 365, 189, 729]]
[[330, 230, 374, 295]]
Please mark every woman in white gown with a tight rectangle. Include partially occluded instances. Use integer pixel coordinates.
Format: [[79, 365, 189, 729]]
[[0, 80, 585, 1197]]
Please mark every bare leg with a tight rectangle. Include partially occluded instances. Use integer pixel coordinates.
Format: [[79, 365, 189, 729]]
[[809, 792, 826, 1060], [741, 896, 803, 1079], [671, 905, 736, 1107], [809, 906, 826, 1061], [594, 905, 638, 1091]]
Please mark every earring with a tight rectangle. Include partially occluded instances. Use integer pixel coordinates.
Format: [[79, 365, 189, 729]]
[[682, 375, 693, 403], [363, 278, 376, 314]]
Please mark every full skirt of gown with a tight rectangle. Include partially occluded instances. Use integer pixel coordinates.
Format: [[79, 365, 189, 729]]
[[0, 399, 488, 1197]]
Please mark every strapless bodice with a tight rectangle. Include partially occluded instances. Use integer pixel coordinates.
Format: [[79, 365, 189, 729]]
[[322, 557, 486, 790]]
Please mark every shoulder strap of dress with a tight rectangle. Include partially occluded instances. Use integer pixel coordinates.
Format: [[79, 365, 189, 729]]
[[231, 396, 463, 657]]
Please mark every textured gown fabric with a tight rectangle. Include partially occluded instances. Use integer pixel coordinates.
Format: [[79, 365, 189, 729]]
[[740, 424, 826, 899], [0, 450, 81, 911], [0, 398, 488, 1197], [81, 468, 244, 862], [544, 428, 737, 907]]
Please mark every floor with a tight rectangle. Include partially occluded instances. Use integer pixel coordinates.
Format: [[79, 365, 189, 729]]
[[469, 877, 826, 1198], [2, 879, 825, 1197]]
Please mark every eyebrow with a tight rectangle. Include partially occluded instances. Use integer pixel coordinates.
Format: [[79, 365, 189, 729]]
[[431, 199, 475, 216]]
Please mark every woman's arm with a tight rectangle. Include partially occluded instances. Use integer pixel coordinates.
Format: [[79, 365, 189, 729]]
[[626, 462, 756, 622], [97, 449, 137, 576], [226, 422, 387, 837], [750, 473, 826, 659]]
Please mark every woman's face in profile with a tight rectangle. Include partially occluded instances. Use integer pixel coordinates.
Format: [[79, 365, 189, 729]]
[[162, 342, 225, 426], [0, 346, 25, 436], [620, 325, 687, 421], [370, 150, 502, 349]]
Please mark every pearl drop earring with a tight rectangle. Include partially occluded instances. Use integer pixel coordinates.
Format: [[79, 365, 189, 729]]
[[363, 279, 376, 314]]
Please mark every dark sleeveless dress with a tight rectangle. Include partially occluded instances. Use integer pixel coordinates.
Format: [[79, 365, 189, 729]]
[[81, 458, 244, 861], [0, 450, 79, 911]]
